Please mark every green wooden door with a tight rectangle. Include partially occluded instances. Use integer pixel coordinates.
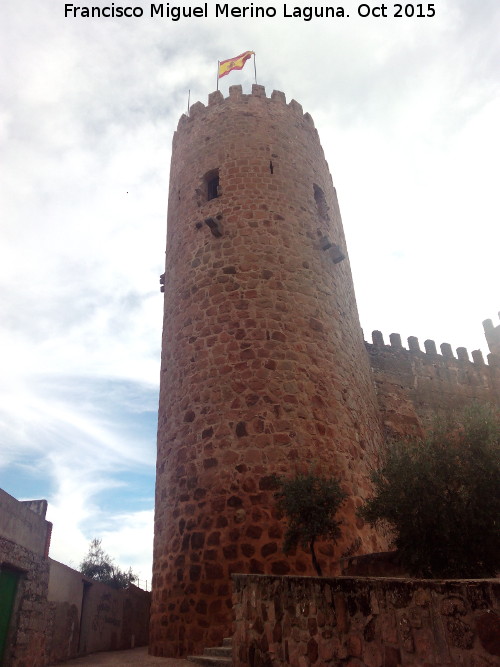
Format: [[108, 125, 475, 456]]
[[0, 568, 20, 664]]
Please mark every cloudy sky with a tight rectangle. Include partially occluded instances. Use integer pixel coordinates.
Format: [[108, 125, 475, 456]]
[[1, 1, 499, 585]]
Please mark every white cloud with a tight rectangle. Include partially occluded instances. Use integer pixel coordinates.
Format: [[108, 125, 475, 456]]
[[1, 0, 499, 578]]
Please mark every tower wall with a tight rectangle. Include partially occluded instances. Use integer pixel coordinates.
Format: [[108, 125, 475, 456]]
[[151, 85, 387, 657]]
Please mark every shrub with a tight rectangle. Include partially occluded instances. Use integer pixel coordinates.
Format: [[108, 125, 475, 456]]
[[272, 471, 347, 576]]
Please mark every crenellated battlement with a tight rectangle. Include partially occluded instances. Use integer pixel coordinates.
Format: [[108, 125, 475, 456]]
[[175, 83, 316, 132], [366, 330, 497, 368], [483, 313, 500, 357], [365, 328, 500, 438]]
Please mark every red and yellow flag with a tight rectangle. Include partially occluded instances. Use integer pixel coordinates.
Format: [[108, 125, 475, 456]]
[[218, 51, 254, 79]]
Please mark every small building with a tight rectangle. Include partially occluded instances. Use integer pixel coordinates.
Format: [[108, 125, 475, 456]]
[[0, 489, 52, 666]]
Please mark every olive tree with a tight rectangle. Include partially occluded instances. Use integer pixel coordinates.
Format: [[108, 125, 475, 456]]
[[80, 538, 137, 589], [272, 471, 347, 576]]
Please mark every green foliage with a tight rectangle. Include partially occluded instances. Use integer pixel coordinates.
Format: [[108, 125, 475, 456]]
[[273, 471, 347, 576], [358, 404, 500, 578], [80, 538, 137, 589]]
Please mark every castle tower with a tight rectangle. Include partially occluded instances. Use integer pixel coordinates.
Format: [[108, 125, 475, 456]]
[[150, 85, 387, 658]]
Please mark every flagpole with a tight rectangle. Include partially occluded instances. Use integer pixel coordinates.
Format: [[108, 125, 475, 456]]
[[187, 89, 190, 115], [217, 61, 219, 91], [253, 52, 257, 84]]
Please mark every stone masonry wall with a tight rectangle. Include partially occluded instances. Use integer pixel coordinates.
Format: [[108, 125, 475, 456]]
[[0, 489, 52, 557], [76, 580, 150, 657], [232, 574, 500, 666], [0, 536, 50, 667], [151, 85, 388, 658], [366, 331, 500, 440]]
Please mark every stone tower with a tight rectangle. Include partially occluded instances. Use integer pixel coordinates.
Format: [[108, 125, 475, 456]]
[[150, 85, 387, 658]]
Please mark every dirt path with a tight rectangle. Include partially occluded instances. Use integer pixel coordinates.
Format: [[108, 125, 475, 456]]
[[56, 646, 192, 666]]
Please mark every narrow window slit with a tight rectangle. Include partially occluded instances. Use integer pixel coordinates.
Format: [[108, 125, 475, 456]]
[[204, 169, 220, 201], [313, 184, 329, 221]]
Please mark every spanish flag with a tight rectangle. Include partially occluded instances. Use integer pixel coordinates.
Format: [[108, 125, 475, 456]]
[[218, 51, 254, 79]]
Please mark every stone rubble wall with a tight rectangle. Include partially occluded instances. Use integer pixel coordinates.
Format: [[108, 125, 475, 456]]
[[232, 574, 500, 666], [0, 489, 52, 667], [0, 536, 50, 667]]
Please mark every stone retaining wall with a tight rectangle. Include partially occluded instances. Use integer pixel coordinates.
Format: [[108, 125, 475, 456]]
[[232, 574, 500, 666]]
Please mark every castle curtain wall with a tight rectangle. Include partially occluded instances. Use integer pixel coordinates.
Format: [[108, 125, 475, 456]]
[[366, 331, 500, 439]]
